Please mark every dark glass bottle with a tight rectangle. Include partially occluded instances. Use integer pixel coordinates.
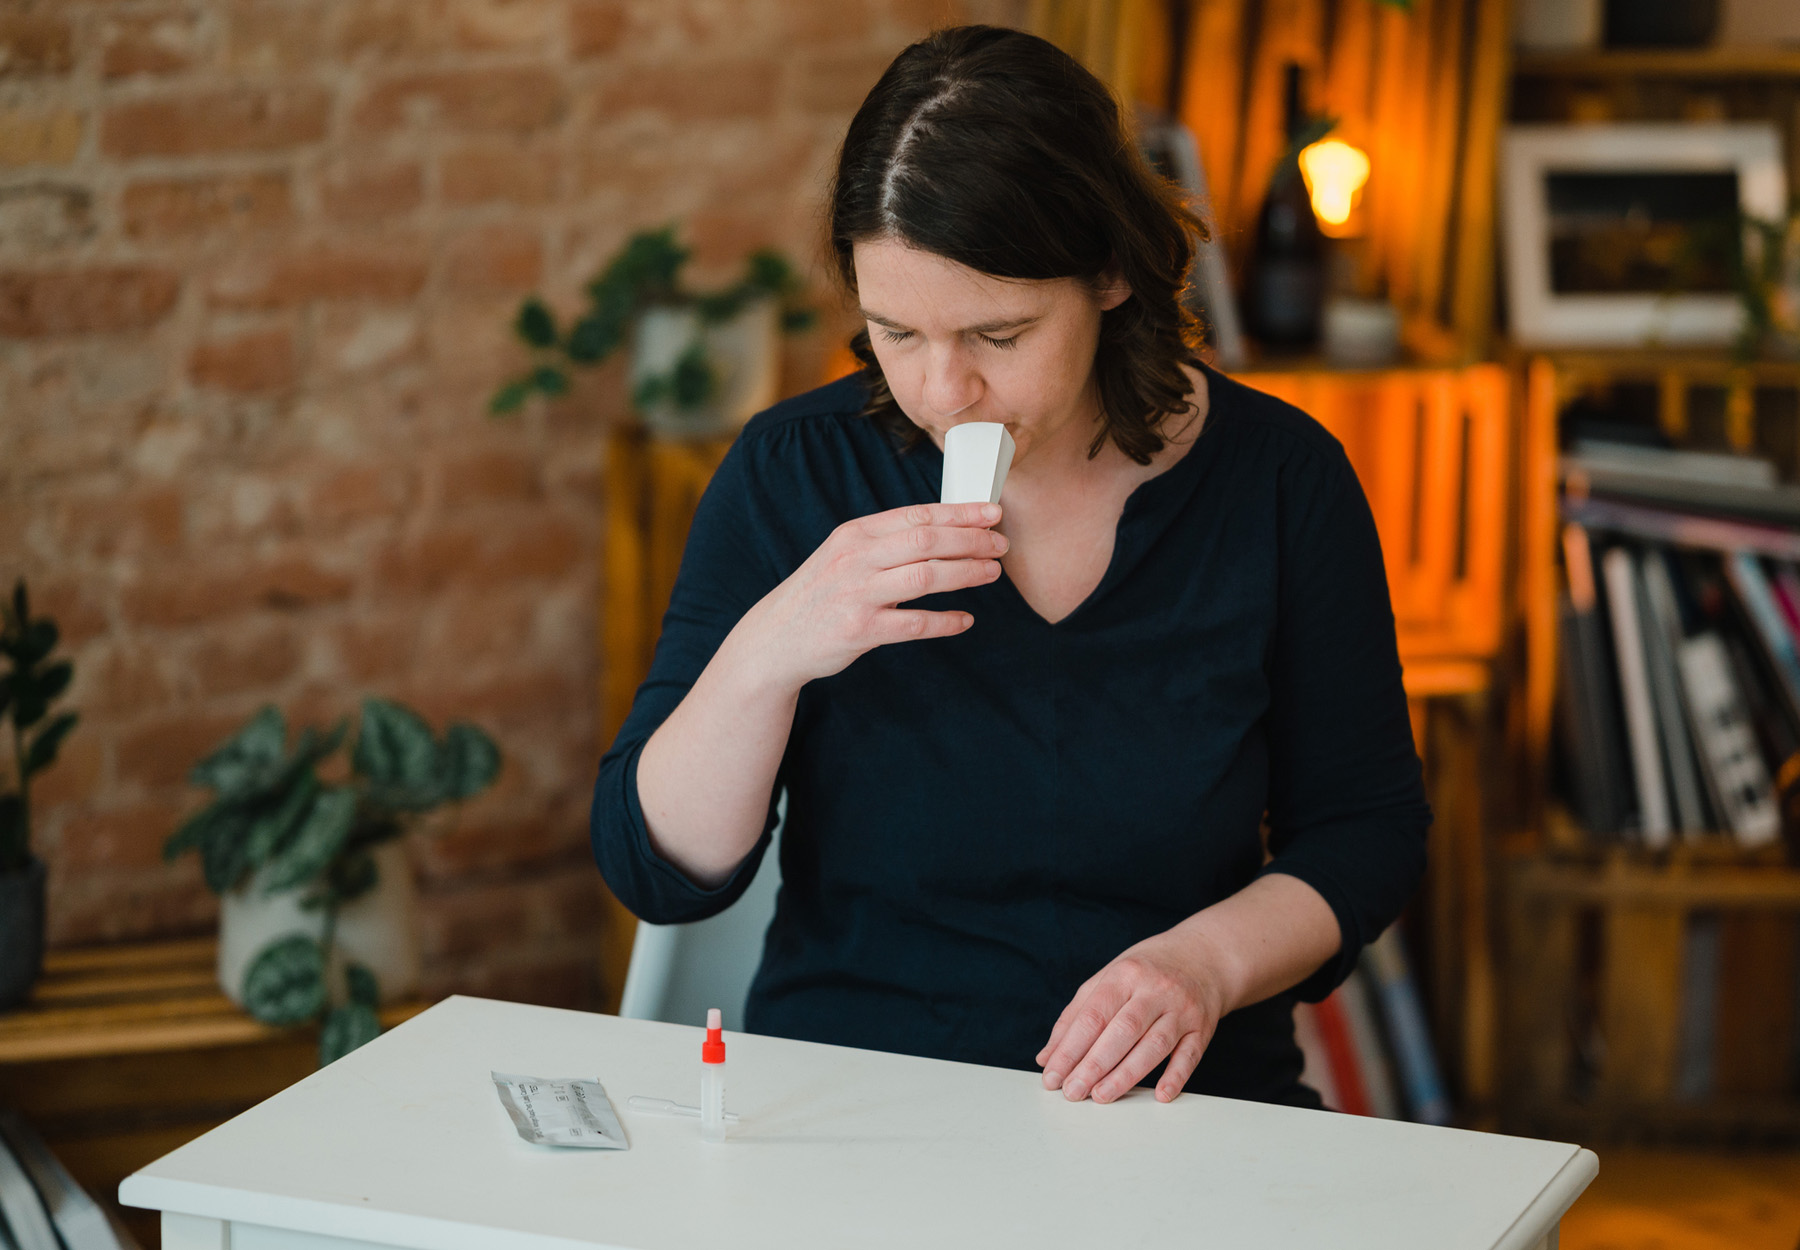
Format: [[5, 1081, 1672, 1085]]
[[1244, 64, 1324, 350]]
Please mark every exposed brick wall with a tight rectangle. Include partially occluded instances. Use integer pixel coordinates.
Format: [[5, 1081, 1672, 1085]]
[[2, 0, 1021, 1009]]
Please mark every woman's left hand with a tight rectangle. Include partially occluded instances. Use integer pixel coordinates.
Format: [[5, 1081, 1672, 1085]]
[[1035, 927, 1235, 1104]]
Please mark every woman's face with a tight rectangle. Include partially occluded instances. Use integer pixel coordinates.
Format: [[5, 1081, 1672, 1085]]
[[852, 238, 1129, 466]]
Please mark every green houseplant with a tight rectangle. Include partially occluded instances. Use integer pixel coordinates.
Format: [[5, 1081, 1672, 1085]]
[[163, 699, 499, 1064], [0, 581, 79, 1011], [490, 225, 815, 434]]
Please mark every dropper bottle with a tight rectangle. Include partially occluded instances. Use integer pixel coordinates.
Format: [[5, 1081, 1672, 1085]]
[[700, 1007, 726, 1143]]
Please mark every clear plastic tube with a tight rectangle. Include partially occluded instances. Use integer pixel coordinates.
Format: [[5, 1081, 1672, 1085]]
[[700, 1006, 727, 1143]]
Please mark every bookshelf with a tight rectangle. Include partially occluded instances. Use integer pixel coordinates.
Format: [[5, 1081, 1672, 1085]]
[[1501, 352, 1800, 1142]]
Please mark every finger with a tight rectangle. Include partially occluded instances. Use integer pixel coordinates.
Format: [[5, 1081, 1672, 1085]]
[[1039, 982, 1127, 1092], [875, 557, 1002, 605], [1036, 995, 1084, 1067], [1154, 1030, 1209, 1102], [868, 609, 974, 645], [1060, 999, 1158, 1102], [872, 522, 1009, 571], [858, 502, 1000, 538], [1090, 1012, 1183, 1103]]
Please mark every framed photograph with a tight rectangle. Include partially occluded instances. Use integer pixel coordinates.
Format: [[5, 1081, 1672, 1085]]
[[1138, 114, 1247, 370], [1500, 123, 1786, 348]]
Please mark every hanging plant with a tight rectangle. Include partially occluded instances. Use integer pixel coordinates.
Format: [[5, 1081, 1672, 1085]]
[[489, 225, 816, 416], [164, 699, 499, 1064]]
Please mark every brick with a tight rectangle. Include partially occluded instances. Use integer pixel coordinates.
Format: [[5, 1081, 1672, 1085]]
[[372, 523, 485, 596], [208, 244, 429, 309], [318, 161, 422, 224], [0, 183, 95, 250], [596, 59, 782, 121], [25, 578, 110, 649], [792, 50, 892, 114], [55, 802, 189, 874], [117, 711, 248, 790], [102, 11, 204, 78], [441, 224, 542, 293], [48, 875, 217, 947], [688, 210, 777, 270], [122, 172, 292, 240], [331, 614, 418, 684], [416, 815, 586, 882], [190, 620, 305, 697], [777, 0, 877, 43], [121, 553, 354, 627], [354, 69, 563, 134], [85, 640, 178, 716], [421, 948, 596, 1009], [435, 449, 541, 504], [0, 267, 181, 337], [309, 461, 410, 528], [453, 0, 556, 50], [568, 0, 625, 57], [0, 109, 83, 167], [225, 1, 324, 74], [53, 485, 185, 558], [31, 732, 104, 809], [440, 145, 558, 207], [190, 326, 296, 394], [333, 0, 447, 61], [0, 14, 74, 76], [102, 89, 331, 159]]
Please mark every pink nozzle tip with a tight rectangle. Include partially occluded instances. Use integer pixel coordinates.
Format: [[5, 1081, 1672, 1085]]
[[707, 1008, 721, 1029]]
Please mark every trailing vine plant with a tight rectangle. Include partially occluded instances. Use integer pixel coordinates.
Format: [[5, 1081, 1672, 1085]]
[[164, 699, 499, 1064], [489, 224, 815, 415]]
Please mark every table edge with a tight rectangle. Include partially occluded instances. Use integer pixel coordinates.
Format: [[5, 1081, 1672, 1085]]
[[1488, 1147, 1600, 1250]]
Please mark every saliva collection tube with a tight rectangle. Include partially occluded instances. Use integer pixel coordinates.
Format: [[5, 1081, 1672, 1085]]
[[700, 1007, 727, 1142]]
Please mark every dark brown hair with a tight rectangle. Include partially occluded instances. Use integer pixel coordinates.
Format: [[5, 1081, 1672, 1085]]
[[828, 25, 1206, 464]]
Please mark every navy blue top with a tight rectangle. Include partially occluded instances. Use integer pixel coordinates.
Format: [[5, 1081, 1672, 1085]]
[[591, 366, 1430, 1105]]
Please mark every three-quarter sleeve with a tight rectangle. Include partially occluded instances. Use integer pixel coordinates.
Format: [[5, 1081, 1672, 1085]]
[[1256, 440, 1431, 1002], [590, 437, 785, 925]]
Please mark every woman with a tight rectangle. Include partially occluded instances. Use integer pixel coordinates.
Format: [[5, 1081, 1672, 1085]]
[[592, 25, 1429, 1108]]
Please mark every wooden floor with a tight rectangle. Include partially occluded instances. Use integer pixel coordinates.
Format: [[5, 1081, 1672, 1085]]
[[1559, 1149, 1800, 1250]]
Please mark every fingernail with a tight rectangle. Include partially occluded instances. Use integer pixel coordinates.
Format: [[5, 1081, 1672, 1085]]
[[994, 535, 1010, 553], [982, 504, 1000, 521], [1043, 1070, 1062, 1089], [1064, 1080, 1087, 1101]]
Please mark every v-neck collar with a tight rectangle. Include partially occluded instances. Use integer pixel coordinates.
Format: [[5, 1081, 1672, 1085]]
[[901, 361, 1231, 629]]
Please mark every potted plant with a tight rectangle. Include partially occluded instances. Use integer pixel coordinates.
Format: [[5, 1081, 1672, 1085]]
[[0, 582, 78, 1011], [489, 225, 816, 436], [1736, 205, 1800, 360], [163, 698, 498, 1063]]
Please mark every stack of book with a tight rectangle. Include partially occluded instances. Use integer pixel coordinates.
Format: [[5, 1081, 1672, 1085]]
[[1557, 439, 1800, 850], [1294, 927, 1452, 1124]]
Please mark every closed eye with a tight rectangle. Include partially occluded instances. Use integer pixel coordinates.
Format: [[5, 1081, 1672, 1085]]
[[878, 328, 914, 345], [979, 334, 1020, 350]]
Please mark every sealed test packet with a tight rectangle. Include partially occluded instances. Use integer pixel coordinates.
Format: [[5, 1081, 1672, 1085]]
[[491, 1072, 629, 1149]]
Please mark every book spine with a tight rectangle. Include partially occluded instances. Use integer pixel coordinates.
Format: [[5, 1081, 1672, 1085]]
[[1675, 633, 1781, 848], [1292, 1001, 1340, 1112], [1724, 552, 1800, 728], [1311, 990, 1373, 1117], [1563, 497, 1800, 562], [1337, 968, 1400, 1119], [1636, 550, 1710, 836], [1362, 928, 1453, 1126], [1603, 546, 1673, 845]]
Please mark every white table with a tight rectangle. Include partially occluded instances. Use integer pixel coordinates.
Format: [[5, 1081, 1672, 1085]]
[[121, 995, 1596, 1250]]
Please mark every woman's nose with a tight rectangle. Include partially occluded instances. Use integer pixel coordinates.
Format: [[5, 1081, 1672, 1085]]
[[922, 346, 982, 418]]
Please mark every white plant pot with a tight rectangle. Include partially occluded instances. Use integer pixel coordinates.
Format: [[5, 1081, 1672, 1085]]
[[217, 841, 420, 1009], [630, 299, 780, 438]]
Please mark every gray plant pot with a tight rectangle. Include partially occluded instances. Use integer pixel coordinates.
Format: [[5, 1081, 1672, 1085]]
[[0, 856, 46, 1011]]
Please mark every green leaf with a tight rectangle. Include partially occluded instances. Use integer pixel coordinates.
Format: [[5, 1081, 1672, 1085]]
[[489, 377, 533, 416], [199, 807, 254, 894], [319, 1002, 380, 1065], [164, 803, 218, 863], [35, 660, 71, 703], [355, 699, 441, 800], [19, 619, 57, 666], [242, 770, 321, 869], [191, 706, 287, 797], [261, 787, 357, 894], [9, 580, 25, 630], [514, 298, 558, 348], [10, 682, 45, 731], [242, 934, 326, 1026], [345, 962, 380, 1008], [0, 673, 11, 722], [24, 711, 77, 776], [669, 341, 715, 409], [531, 364, 569, 397], [780, 306, 818, 334], [564, 313, 619, 363], [439, 723, 501, 800]]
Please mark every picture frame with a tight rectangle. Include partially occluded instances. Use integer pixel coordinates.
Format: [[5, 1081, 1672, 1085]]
[[1500, 123, 1786, 349], [1137, 114, 1247, 370]]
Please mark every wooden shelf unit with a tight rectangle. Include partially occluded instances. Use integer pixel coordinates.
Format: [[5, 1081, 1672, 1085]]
[[0, 938, 426, 1249]]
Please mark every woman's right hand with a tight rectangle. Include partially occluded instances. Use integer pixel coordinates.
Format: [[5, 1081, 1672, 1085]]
[[733, 501, 1007, 690]]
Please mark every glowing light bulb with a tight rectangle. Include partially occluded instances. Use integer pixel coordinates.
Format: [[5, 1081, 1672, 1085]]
[[1298, 139, 1370, 235]]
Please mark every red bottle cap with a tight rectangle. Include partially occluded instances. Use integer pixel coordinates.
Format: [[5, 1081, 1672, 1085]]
[[702, 1006, 725, 1064]]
